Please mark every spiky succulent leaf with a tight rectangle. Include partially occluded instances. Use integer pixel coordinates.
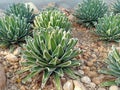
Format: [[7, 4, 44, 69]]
[[21, 29, 81, 90], [0, 15, 31, 47], [41, 69, 54, 89], [63, 68, 79, 79], [95, 13, 120, 42], [54, 73, 62, 90], [113, 0, 120, 14], [100, 81, 116, 87], [115, 77, 120, 85], [74, 0, 108, 28], [34, 10, 71, 31], [5, 3, 35, 23], [22, 67, 43, 83], [100, 46, 120, 86]]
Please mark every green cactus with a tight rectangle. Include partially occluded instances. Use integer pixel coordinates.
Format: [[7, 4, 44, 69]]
[[21, 29, 81, 90], [0, 15, 31, 47], [100, 47, 120, 86], [34, 10, 71, 31], [5, 3, 35, 23], [74, 0, 108, 28], [95, 13, 120, 42], [113, 0, 120, 14]]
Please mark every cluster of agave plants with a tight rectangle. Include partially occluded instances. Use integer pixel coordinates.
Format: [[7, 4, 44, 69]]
[[74, 0, 120, 86], [100, 46, 120, 86], [0, 0, 120, 89], [74, 0, 120, 42], [0, 2, 80, 90]]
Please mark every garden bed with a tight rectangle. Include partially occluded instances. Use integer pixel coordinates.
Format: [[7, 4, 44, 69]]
[[0, 1, 120, 90], [0, 17, 119, 90]]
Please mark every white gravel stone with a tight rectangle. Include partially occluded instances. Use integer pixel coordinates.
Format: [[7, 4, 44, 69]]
[[13, 47, 21, 56], [5, 54, 18, 62], [78, 70, 85, 75], [63, 80, 73, 90], [98, 88, 106, 90], [89, 82, 96, 88], [109, 85, 119, 90], [81, 76, 91, 84], [73, 80, 86, 90]]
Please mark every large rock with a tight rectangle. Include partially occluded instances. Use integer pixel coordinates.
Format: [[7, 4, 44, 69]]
[[63, 80, 74, 90], [0, 64, 6, 90], [25, 2, 39, 14], [73, 80, 86, 90]]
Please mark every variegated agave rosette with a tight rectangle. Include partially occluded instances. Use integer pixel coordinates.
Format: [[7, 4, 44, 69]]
[[74, 0, 108, 27], [6, 3, 35, 23], [34, 10, 71, 31], [100, 46, 120, 86], [0, 15, 31, 47], [20, 28, 81, 90], [95, 13, 120, 42], [113, 0, 120, 14]]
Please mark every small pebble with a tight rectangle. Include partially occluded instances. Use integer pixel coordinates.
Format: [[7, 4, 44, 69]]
[[98, 88, 106, 90], [87, 71, 98, 78], [89, 82, 96, 88], [5, 54, 18, 62], [109, 85, 119, 90], [11, 85, 18, 90], [91, 54, 97, 58], [78, 70, 84, 75], [63, 80, 73, 90], [81, 76, 91, 84], [20, 86, 26, 90], [73, 80, 86, 90], [87, 61, 93, 67], [61, 77, 67, 85], [92, 77, 102, 85], [13, 47, 21, 56]]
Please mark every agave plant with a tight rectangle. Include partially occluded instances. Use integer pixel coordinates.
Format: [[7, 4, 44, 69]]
[[0, 15, 31, 47], [95, 13, 120, 42], [21, 29, 81, 90], [5, 3, 35, 23], [100, 47, 120, 86], [74, 0, 108, 28], [34, 10, 71, 31], [113, 0, 120, 14]]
